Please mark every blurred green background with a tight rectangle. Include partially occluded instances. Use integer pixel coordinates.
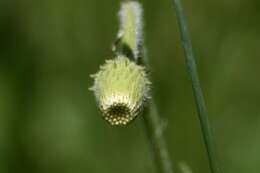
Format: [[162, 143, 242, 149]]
[[0, 0, 259, 172]]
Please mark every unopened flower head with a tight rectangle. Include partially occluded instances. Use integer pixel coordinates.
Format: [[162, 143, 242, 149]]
[[90, 56, 150, 126]]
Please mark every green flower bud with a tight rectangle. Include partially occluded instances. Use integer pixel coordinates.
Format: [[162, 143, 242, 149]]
[[90, 56, 150, 126]]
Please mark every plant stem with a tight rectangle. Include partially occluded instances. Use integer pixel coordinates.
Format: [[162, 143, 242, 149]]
[[143, 101, 174, 173], [117, 1, 174, 173], [115, 1, 143, 62], [171, 0, 221, 173]]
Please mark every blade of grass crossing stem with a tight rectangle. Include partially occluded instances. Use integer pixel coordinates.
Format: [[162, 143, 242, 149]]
[[171, 0, 221, 173]]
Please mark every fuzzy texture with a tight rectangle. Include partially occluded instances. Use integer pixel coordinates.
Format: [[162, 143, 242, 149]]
[[118, 1, 143, 60], [91, 56, 150, 125]]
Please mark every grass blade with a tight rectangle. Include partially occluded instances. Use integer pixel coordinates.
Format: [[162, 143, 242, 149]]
[[171, 0, 221, 173]]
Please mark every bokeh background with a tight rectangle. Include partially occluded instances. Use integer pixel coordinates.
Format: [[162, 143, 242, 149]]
[[0, 0, 259, 172]]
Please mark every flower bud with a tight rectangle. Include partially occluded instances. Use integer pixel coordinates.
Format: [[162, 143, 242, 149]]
[[91, 56, 150, 125]]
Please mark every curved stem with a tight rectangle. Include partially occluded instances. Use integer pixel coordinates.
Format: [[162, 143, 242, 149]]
[[171, 0, 221, 173], [117, 1, 174, 173], [115, 1, 143, 61]]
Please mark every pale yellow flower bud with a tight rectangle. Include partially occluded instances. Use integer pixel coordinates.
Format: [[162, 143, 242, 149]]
[[90, 56, 150, 125]]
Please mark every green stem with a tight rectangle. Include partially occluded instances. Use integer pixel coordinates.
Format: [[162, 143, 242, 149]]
[[115, 1, 143, 61], [143, 101, 174, 173], [171, 0, 221, 173], [117, 1, 174, 173]]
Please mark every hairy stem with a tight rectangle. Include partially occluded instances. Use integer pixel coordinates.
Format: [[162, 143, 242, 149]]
[[115, 1, 143, 61], [143, 101, 174, 173], [117, 1, 174, 173], [171, 0, 221, 173]]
